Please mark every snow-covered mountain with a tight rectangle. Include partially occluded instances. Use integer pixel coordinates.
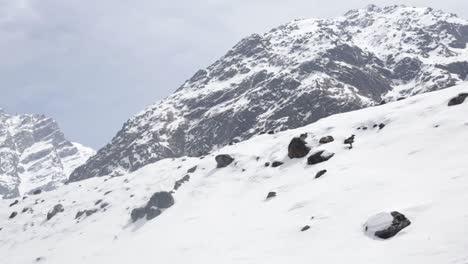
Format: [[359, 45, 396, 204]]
[[70, 5, 468, 182], [0, 110, 95, 198], [2, 82, 468, 264]]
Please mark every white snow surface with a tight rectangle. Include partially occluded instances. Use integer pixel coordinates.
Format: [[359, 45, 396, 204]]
[[1, 82, 468, 263]]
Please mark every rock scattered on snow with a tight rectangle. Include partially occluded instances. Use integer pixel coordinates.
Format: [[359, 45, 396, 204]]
[[301, 225, 311, 232], [319, 136, 334, 144], [288, 137, 310, 159], [448, 93, 468, 106], [307, 151, 335, 165], [75, 209, 98, 220], [364, 211, 411, 239], [131, 191, 175, 222], [315, 170, 327, 179], [344, 135, 355, 149], [378, 123, 386, 129], [266, 192, 276, 199], [46, 204, 64, 221], [174, 175, 190, 190], [9, 212, 18, 219], [271, 161, 284, 168], [187, 166, 197, 173], [215, 155, 235, 168], [9, 200, 19, 207]]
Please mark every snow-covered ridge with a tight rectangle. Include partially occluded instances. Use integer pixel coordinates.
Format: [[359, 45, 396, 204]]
[[70, 5, 468, 182], [0, 111, 95, 198], [2, 82, 468, 264]]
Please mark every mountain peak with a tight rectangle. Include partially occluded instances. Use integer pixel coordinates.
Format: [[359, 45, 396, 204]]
[[70, 6, 468, 182]]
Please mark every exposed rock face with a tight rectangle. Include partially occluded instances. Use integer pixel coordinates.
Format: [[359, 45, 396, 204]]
[[69, 5, 468, 182], [364, 211, 411, 239], [215, 155, 235, 168], [0, 110, 95, 198]]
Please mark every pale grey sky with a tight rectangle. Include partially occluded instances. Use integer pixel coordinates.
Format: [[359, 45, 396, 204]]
[[1, 0, 467, 148]]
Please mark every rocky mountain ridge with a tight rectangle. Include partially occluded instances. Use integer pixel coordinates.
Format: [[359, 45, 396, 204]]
[[70, 5, 468, 181]]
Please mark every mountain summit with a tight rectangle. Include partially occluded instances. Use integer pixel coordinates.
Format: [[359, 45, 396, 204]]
[[0, 111, 95, 198], [70, 5, 468, 182]]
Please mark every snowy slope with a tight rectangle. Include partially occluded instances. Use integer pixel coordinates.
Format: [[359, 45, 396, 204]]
[[2, 82, 468, 263], [0, 111, 95, 198], [70, 5, 468, 181]]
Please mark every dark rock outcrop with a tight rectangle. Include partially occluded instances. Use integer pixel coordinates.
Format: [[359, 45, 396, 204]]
[[344, 135, 355, 149], [301, 225, 311, 232], [215, 155, 235, 168], [46, 204, 64, 220], [307, 151, 334, 165], [288, 137, 310, 159], [448, 93, 468, 106], [75, 209, 98, 219], [9, 200, 19, 207], [187, 166, 197, 173]]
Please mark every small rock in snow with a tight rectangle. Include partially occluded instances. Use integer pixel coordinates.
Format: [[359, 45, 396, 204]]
[[9, 200, 19, 207], [315, 170, 327, 178], [301, 225, 311, 232], [46, 204, 64, 221], [187, 166, 197, 173], [271, 161, 284, 167], [266, 192, 277, 199], [9, 212, 18, 219]]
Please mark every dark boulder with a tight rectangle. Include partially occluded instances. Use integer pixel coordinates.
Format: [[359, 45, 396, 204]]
[[448, 93, 468, 106], [187, 166, 197, 173], [174, 175, 190, 190], [32, 189, 42, 195], [307, 151, 334, 165], [75, 209, 98, 219], [319, 136, 334, 144], [288, 137, 311, 159], [148, 191, 175, 209], [46, 204, 64, 221], [9, 200, 19, 207], [146, 207, 162, 220], [264, 162, 270, 167], [364, 211, 411, 239], [344, 135, 355, 149], [271, 161, 284, 168], [266, 192, 277, 199], [9, 212, 18, 219], [378, 123, 386, 129], [131, 191, 175, 222], [130, 207, 146, 222], [215, 155, 235, 168], [301, 225, 311, 232], [315, 170, 327, 179]]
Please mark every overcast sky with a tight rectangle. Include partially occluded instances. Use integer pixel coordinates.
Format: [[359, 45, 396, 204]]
[[0, 0, 467, 149]]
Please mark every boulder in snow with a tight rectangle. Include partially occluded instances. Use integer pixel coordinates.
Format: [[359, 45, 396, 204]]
[[271, 161, 284, 167], [307, 151, 334, 165], [46, 204, 64, 221], [319, 136, 334, 144], [364, 211, 411, 239], [315, 169, 327, 178], [215, 155, 235, 168], [448, 93, 468, 106], [288, 137, 310, 159], [266, 192, 276, 199]]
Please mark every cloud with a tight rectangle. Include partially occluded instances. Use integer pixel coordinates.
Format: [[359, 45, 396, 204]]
[[0, 0, 467, 148]]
